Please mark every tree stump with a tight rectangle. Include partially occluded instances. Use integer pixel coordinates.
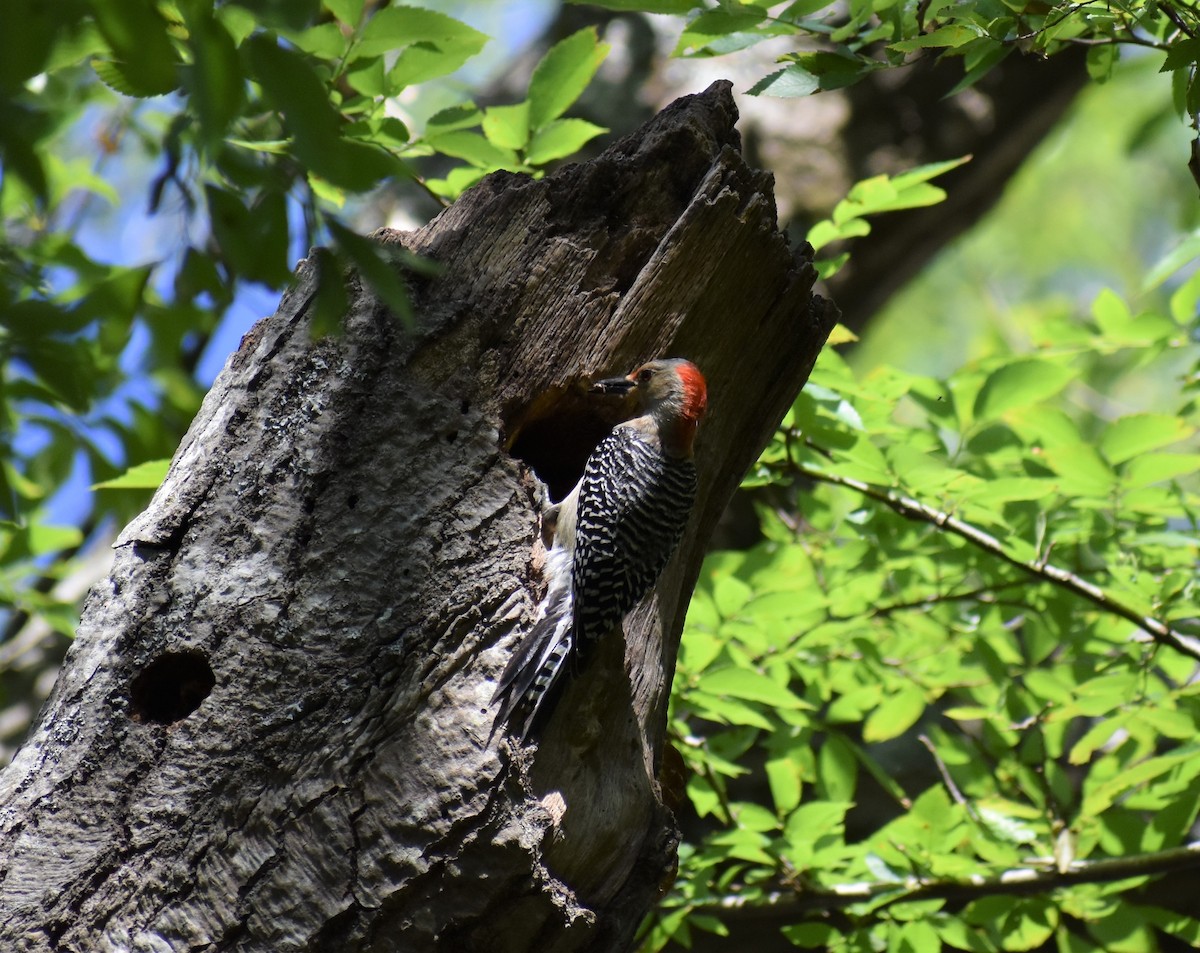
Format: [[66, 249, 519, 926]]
[[0, 81, 836, 952]]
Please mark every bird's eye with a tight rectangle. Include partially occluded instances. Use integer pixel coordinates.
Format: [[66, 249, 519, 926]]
[[637, 368, 653, 384]]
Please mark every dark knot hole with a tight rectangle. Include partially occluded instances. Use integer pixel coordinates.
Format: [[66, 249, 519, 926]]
[[129, 650, 215, 724], [506, 381, 629, 502]]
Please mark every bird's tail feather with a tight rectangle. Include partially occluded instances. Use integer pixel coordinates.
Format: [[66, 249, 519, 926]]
[[489, 611, 573, 741], [490, 545, 575, 742]]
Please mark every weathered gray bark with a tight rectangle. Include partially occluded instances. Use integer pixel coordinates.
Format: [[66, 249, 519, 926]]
[[0, 82, 835, 952]]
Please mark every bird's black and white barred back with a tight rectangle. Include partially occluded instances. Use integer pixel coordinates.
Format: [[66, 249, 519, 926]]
[[571, 425, 697, 666], [491, 358, 707, 743]]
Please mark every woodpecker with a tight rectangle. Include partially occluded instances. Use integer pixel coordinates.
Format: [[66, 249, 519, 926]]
[[491, 358, 708, 742]]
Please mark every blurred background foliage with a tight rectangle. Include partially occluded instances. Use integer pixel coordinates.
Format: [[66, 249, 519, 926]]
[[3, 1, 1200, 951]]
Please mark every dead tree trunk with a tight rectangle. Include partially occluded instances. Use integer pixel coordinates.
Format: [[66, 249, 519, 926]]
[[0, 82, 835, 952]]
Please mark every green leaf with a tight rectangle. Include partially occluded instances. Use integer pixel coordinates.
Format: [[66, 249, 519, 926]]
[[287, 22, 350, 59], [765, 755, 803, 814], [92, 458, 171, 490], [0, 106, 48, 200], [26, 522, 84, 556], [712, 574, 752, 617], [686, 773, 722, 818], [863, 684, 926, 742], [91, 0, 179, 96], [324, 0, 364, 26], [426, 130, 516, 169], [1170, 269, 1200, 324], [814, 253, 849, 280], [818, 733, 857, 801], [1088, 288, 1175, 344], [827, 683, 884, 723], [355, 6, 488, 59], [231, 0, 320, 30], [1122, 452, 1200, 487], [482, 102, 531, 152], [307, 246, 349, 338], [216, 5, 257, 44], [1142, 907, 1200, 945], [1159, 36, 1200, 72], [246, 36, 399, 190], [959, 477, 1059, 505], [748, 65, 819, 97], [973, 359, 1075, 420], [785, 50, 879, 91], [948, 42, 1011, 95], [1075, 667, 1137, 710], [328, 221, 412, 323], [0, 466, 20, 523], [731, 800, 780, 833], [977, 804, 1038, 845], [308, 173, 345, 209], [1038, 440, 1114, 495], [183, 11, 244, 151], [700, 666, 810, 708], [894, 920, 942, 951], [1069, 715, 1128, 765], [426, 103, 484, 134], [889, 155, 971, 189], [566, 0, 695, 10], [837, 173, 949, 218], [966, 896, 1056, 950], [19, 338, 99, 413], [90, 58, 162, 98], [782, 923, 836, 948], [525, 118, 607, 164], [206, 186, 291, 285], [688, 914, 729, 939], [784, 800, 850, 847], [688, 691, 775, 729], [1085, 749, 1199, 816], [680, 9, 766, 44], [1101, 414, 1193, 464], [0, 0, 72, 91], [425, 166, 488, 200], [807, 217, 870, 252], [1087, 43, 1118, 82], [1091, 287, 1132, 332], [527, 27, 609, 131], [346, 116, 410, 151], [389, 37, 486, 88], [244, 36, 339, 156], [1142, 231, 1200, 291], [707, 825, 774, 864], [344, 55, 388, 97], [890, 23, 981, 51]]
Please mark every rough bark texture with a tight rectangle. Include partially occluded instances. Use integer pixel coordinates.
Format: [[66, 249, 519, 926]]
[[0, 82, 836, 952]]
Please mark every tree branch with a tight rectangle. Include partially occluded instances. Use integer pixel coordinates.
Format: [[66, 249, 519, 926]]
[[792, 460, 1200, 664], [705, 839, 1200, 918]]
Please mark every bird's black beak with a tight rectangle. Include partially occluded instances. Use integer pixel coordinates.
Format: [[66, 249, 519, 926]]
[[591, 375, 637, 397]]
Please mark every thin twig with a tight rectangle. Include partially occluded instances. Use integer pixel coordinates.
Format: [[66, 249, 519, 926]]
[[1007, 0, 1106, 41], [1161, 2, 1197, 39], [868, 580, 1028, 618], [917, 734, 980, 823], [792, 462, 1200, 664]]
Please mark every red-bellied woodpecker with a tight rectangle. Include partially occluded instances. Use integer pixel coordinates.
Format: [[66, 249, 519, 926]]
[[491, 358, 708, 742]]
